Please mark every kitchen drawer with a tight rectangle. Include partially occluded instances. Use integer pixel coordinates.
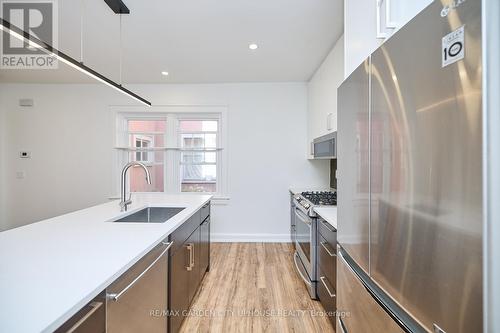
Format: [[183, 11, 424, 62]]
[[169, 210, 201, 254], [200, 201, 210, 222], [318, 217, 336, 249], [318, 234, 336, 285], [317, 266, 337, 329]]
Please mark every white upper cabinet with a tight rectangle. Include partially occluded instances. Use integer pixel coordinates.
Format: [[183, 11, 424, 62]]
[[345, 0, 433, 77], [385, 0, 434, 31], [307, 36, 345, 158]]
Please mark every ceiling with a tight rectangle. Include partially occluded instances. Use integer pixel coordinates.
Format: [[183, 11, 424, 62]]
[[0, 0, 344, 84]]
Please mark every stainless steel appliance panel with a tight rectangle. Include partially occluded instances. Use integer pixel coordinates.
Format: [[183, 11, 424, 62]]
[[370, 1, 482, 332], [294, 207, 313, 272], [292, 206, 317, 298], [337, 58, 371, 274], [54, 295, 105, 333], [313, 132, 337, 159], [107, 241, 171, 333], [336, 249, 404, 333]]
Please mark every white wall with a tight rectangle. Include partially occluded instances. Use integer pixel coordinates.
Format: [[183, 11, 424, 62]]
[[0, 83, 328, 241], [0, 85, 122, 232], [307, 35, 344, 156], [344, 0, 382, 77]]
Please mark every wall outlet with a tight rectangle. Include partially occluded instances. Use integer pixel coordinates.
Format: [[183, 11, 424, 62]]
[[16, 171, 26, 179], [19, 151, 31, 158]]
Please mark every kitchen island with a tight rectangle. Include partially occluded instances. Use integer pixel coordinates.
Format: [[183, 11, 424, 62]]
[[0, 193, 211, 333]]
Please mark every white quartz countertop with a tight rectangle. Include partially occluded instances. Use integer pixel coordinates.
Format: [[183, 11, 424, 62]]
[[313, 206, 337, 229], [0, 193, 211, 333]]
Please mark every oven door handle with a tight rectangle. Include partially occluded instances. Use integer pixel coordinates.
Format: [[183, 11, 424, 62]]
[[293, 251, 312, 287], [294, 208, 311, 226]]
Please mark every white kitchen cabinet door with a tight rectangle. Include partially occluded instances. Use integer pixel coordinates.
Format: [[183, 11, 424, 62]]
[[345, 0, 433, 77], [384, 0, 433, 32]]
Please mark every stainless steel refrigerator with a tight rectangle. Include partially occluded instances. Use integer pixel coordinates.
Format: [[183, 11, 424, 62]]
[[337, 1, 482, 332]]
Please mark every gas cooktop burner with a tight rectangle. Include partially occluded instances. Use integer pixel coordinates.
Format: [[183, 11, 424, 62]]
[[301, 191, 337, 206]]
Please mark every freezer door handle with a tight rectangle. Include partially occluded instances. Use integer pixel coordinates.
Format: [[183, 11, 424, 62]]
[[338, 316, 348, 333]]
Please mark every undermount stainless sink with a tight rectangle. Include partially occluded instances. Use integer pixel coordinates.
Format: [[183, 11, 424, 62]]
[[111, 207, 185, 223]]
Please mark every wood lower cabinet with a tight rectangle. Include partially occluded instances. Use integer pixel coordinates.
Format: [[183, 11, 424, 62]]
[[187, 228, 201, 304], [170, 243, 191, 333], [169, 202, 211, 333], [199, 217, 210, 280], [317, 217, 337, 330]]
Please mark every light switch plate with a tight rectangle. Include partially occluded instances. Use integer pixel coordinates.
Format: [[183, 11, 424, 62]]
[[327, 113, 333, 131], [19, 99, 34, 107]]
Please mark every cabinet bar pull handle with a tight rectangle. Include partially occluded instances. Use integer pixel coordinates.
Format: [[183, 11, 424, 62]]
[[107, 241, 173, 301], [186, 243, 193, 271], [320, 276, 336, 298], [321, 220, 335, 232], [320, 241, 336, 257], [191, 243, 195, 268], [65, 301, 103, 333]]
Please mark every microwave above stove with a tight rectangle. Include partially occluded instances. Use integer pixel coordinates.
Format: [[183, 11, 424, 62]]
[[312, 132, 337, 159]]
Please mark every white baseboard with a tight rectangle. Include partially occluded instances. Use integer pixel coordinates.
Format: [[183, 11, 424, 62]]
[[211, 233, 292, 243]]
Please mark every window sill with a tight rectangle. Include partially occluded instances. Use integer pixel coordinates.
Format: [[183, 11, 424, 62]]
[[107, 194, 230, 205]]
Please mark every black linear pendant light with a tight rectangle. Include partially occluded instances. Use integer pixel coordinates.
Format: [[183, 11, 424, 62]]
[[0, 0, 151, 106]]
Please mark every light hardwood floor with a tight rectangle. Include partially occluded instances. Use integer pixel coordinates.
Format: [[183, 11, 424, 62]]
[[179, 243, 335, 333]]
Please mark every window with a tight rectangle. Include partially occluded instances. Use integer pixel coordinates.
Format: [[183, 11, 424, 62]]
[[179, 120, 218, 193], [127, 119, 166, 193], [134, 137, 152, 162], [116, 111, 226, 197]]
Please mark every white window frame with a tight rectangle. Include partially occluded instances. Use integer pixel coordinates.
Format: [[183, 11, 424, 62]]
[[132, 135, 154, 164], [112, 106, 228, 201], [177, 116, 221, 194]]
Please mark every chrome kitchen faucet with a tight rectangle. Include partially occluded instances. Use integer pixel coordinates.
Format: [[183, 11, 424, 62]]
[[120, 162, 152, 212]]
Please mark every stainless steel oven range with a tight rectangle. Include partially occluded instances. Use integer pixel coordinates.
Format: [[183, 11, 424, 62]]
[[292, 190, 336, 299]]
